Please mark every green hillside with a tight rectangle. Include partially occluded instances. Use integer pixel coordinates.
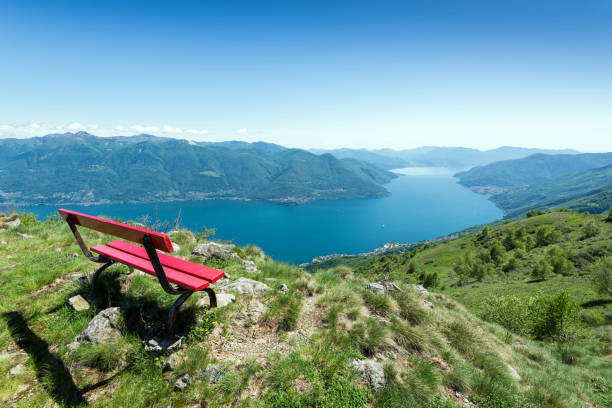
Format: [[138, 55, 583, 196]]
[[0, 133, 396, 206], [491, 164, 612, 217], [1, 211, 610, 407], [456, 153, 612, 189]]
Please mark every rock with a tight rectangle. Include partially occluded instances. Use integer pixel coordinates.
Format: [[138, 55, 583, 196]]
[[163, 353, 182, 372], [380, 281, 401, 292], [365, 283, 386, 294], [409, 284, 429, 297], [278, 283, 288, 292], [171, 242, 181, 252], [235, 300, 267, 325], [242, 259, 260, 274], [264, 278, 278, 282], [145, 335, 183, 356], [9, 364, 26, 376], [174, 374, 191, 390], [350, 359, 385, 390], [423, 300, 435, 310], [192, 242, 239, 261], [220, 277, 271, 296], [196, 293, 236, 308], [16, 232, 33, 240], [6, 218, 20, 229], [67, 252, 79, 260], [202, 364, 226, 384], [507, 364, 521, 381], [68, 295, 90, 311], [74, 307, 121, 345]]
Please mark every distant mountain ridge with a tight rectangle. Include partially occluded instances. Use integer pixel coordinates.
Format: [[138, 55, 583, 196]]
[[0, 132, 396, 206], [313, 146, 579, 170]]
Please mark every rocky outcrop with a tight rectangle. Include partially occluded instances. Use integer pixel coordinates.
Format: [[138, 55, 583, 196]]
[[219, 278, 271, 296], [365, 281, 402, 294], [74, 307, 122, 345], [68, 295, 90, 311], [409, 284, 429, 297], [192, 242, 239, 261], [196, 293, 236, 308], [242, 259, 260, 274], [144, 335, 183, 356], [350, 359, 385, 390]]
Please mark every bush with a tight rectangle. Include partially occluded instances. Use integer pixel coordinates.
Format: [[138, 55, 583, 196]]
[[531, 258, 552, 281], [526, 210, 545, 218], [535, 225, 561, 247], [547, 246, 573, 275], [591, 256, 612, 297], [419, 271, 440, 288], [582, 220, 601, 239]]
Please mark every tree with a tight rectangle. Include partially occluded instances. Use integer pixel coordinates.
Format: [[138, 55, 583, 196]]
[[478, 226, 490, 241], [531, 258, 552, 281], [582, 220, 601, 239], [535, 225, 561, 247], [502, 256, 517, 273], [606, 208, 612, 223], [547, 246, 574, 276], [591, 256, 612, 297], [489, 240, 506, 266]]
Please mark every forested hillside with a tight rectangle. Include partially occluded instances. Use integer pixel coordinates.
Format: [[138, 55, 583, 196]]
[[0, 133, 396, 205]]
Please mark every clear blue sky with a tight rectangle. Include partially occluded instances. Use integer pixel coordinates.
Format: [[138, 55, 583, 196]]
[[1, 0, 610, 151]]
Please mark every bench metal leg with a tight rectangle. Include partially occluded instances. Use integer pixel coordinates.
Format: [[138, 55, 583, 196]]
[[204, 287, 217, 308], [168, 291, 194, 334], [91, 260, 115, 289]]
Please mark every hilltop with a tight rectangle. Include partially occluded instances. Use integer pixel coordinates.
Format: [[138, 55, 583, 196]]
[[0, 132, 396, 206], [1, 211, 610, 407]]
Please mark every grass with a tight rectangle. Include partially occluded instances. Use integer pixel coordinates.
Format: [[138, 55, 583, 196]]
[[1, 211, 611, 407]]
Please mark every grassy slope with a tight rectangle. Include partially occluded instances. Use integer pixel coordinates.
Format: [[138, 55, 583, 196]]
[[0, 213, 610, 407]]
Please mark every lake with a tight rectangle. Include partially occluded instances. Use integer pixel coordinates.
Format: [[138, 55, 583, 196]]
[[14, 168, 503, 264]]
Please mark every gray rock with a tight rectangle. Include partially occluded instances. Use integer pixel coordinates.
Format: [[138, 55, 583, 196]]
[[380, 281, 401, 292], [242, 259, 260, 274], [350, 359, 385, 390], [16, 232, 33, 240], [6, 218, 20, 229], [9, 364, 26, 376], [192, 242, 239, 260], [202, 364, 226, 384], [74, 307, 121, 345], [409, 284, 430, 297], [264, 278, 278, 282], [163, 353, 182, 372], [365, 283, 386, 294], [423, 300, 435, 310], [68, 295, 90, 311], [144, 335, 183, 356], [174, 373, 191, 390], [278, 283, 289, 292], [196, 293, 236, 308], [220, 277, 271, 296], [235, 300, 267, 324], [507, 364, 521, 381]]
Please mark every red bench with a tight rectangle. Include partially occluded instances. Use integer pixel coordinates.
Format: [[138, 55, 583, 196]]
[[59, 209, 225, 333]]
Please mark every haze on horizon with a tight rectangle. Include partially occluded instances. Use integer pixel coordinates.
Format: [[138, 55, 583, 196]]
[[1, 0, 611, 152]]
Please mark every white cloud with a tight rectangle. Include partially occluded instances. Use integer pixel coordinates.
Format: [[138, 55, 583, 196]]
[[129, 124, 159, 133], [28, 123, 41, 129], [237, 128, 248, 133], [115, 125, 125, 130], [186, 128, 208, 135], [0, 124, 14, 130], [163, 125, 182, 133], [67, 122, 84, 131]]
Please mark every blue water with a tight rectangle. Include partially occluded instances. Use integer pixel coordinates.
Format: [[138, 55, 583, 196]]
[[14, 168, 502, 264]]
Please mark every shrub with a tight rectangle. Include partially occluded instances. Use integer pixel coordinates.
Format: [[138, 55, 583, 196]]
[[531, 258, 552, 281], [547, 246, 573, 275], [606, 208, 612, 222], [419, 271, 440, 288], [526, 210, 545, 218], [582, 220, 601, 239], [535, 225, 561, 247], [502, 256, 517, 273], [591, 256, 612, 297]]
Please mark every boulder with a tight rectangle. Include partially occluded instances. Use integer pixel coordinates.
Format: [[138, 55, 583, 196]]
[[196, 293, 236, 308], [74, 307, 122, 345], [9, 364, 26, 376], [220, 277, 271, 296], [278, 283, 289, 292], [423, 300, 435, 310], [68, 295, 90, 311], [192, 242, 239, 261], [144, 335, 183, 356], [235, 300, 267, 325], [350, 359, 385, 390], [174, 374, 191, 390], [163, 353, 182, 372], [409, 284, 429, 297], [365, 283, 386, 294], [242, 259, 260, 274], [202, 364, 226, 384]]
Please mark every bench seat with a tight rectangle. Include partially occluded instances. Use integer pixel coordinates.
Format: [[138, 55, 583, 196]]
[[91, 240, 224, 291]]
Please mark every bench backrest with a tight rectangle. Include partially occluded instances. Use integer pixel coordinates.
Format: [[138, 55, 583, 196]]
[[58, 209, 174, 252]]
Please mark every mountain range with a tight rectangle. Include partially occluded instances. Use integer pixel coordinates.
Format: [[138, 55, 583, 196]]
[[0, 132, 396, 206], [311, 146, 579, 170]]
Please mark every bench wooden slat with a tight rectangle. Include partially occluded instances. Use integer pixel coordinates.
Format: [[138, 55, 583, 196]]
[[59, 209, 173, 253], [91, 244, 210, 291], [106, 240, 225, 283]]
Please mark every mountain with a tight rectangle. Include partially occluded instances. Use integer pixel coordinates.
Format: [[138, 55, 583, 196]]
[[0, 133, 396, 205], [455, 152, 612, 189], [316, 146, 579, 170], [490, 164, 612, 217], [1, 210, 609, 407]]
